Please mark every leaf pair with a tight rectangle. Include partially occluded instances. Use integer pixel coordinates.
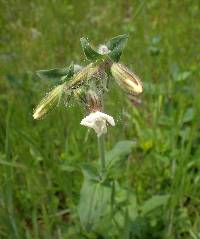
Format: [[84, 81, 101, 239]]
[[80, 34, 129, 62], [78, 140, 135, 231], [35, 34, 129, 83]]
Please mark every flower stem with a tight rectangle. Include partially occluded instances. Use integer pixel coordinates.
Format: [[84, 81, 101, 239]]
[[98, 135, 106, 173]]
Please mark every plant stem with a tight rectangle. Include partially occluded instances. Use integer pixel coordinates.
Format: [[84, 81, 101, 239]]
[[98, 135, 106, 173]]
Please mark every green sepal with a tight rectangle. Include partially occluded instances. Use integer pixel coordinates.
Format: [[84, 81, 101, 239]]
[[106, 34, 129, 62], [80, 37, 102, 61]]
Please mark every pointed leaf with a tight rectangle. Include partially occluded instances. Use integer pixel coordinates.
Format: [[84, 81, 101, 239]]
[[61, 63, 75, 82], [182, 107, 194, 123], [106, 34, 129, 51], [106, 34, 129, 62], [80, 37, 102, 61], [106, 140, 135, 169], [81, 163, 100, 181], [140, 195, 170, 216], [112, 185, 138, 228], [37, 63, 74, 81], [37, 68, 68, 80]]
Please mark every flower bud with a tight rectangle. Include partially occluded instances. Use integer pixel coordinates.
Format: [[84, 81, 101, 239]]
[[33, 83, 65, 120], [111, 63, 143, 95], [67, 63, 98, 90]]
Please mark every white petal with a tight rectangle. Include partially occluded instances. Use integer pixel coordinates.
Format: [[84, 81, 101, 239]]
[[97, 112, 115, 126], [80, 119, 94, 128]]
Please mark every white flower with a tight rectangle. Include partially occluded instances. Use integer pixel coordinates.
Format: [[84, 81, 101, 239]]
[[80, 111, 115, 137]]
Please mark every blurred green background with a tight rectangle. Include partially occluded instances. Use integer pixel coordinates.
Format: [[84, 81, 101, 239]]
[[0, 0, 200, 238]]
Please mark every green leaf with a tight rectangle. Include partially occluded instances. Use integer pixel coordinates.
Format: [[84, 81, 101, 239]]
[[60, 164, 76, 172], [106, 34, 129, 62], [60, 63, 75, 82], [81, 163, 100, 181], [80, 37, 102, 61], [128, 193, 138, 222], [182, 107, 194, 123], [66, 62, 75, 78], [116, 186, 138, 221], [36, 63, 74, 81], [78, 179, 111, 231], [37, 68, 68, 80], [106, 140, 135, 169], [140, 195, 170, 216], [106, 34, 129, 51], [176, 71, 191, 82]]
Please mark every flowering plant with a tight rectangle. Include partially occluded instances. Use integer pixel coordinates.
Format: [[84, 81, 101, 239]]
[[33, 35, 168, 235]]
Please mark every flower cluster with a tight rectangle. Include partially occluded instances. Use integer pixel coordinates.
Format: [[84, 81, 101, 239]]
[[33, 35, 143, 136]]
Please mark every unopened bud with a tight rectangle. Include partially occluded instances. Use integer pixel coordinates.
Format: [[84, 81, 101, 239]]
[[33, 83, 65, 120], [67, 63, 98, 90], [111, 63, 143, 95]]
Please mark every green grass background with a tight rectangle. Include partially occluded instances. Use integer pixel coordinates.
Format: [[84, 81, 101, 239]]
[[0, 0, 200, 238]]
